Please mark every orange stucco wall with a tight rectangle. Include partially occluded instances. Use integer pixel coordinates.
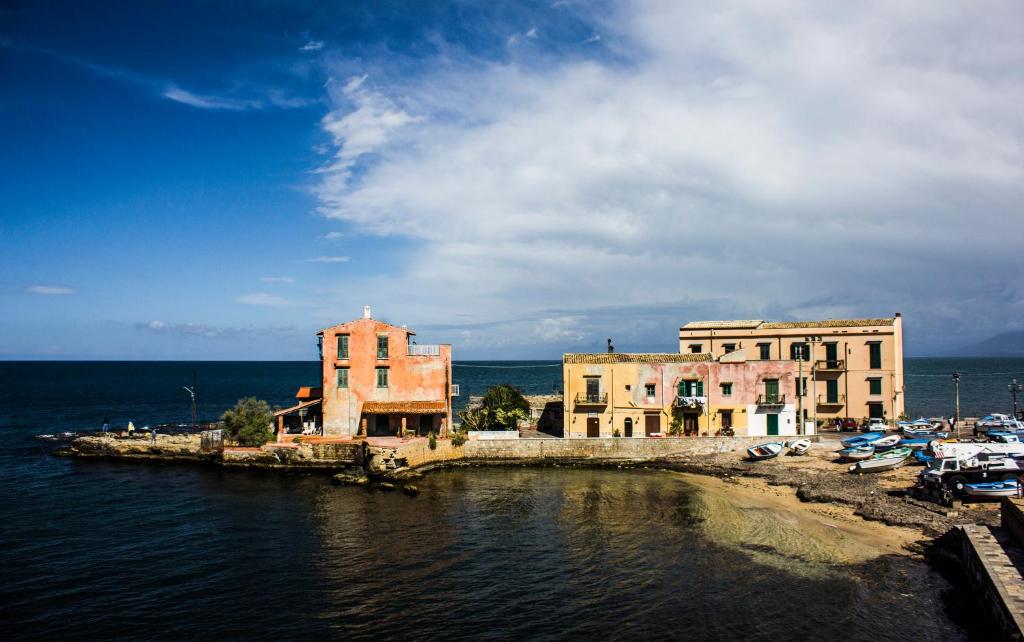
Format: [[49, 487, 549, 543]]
[[319, 318, 452, 437]]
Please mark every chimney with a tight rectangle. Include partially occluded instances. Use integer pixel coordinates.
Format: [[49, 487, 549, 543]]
[[607, 338, 614, 353], [363, 305, 372, 319]]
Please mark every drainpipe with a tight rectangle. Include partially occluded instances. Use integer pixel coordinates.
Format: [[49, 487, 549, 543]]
[[610, 365, 615, 437], [844, 341, 850, 426]]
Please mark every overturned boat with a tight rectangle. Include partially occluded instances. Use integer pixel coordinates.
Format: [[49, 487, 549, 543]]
[[837, 445, 875, 461], [786, 439, 811, 456]]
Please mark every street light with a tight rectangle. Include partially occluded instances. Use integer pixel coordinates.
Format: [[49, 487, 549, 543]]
[[1010, 378, 1023, 420], [952, 372, 961, 437], [183, 385, 197, 431], [802, 335, 823, 434]]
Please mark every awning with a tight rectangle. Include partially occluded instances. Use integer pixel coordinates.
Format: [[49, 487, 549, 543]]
[[295, 386, 323, 400], [273, 398, 322, 417], [362, 401, 446, 415]]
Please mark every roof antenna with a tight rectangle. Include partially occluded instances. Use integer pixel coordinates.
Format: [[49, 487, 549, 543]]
[[607, 338, 614, 353]]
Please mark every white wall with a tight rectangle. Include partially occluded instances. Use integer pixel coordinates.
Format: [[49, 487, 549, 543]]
[[745, 404, 798, 437]]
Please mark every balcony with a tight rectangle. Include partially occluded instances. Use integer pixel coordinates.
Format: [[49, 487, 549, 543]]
[[408, 344, 441, 356], [757, 394, 786, 406], [817, 394, 846, 406], [575, 392, 608, 406], [450, 384, 460, 397], [814, 359, 845, 372], [674, 395, 708, 409]]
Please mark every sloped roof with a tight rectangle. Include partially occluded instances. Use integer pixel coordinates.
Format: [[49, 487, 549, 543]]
[[362, 400, 446, 414], [296, 386, 322, 400], [681, 320, 763, 330], [318, 317, 416, 335], [682, 318, 896, 331], [273, 398, 322, 417], [563, 353, 713, 364]]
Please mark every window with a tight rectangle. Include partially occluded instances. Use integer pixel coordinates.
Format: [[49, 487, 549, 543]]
[[721, 383, 732, 396], [826, 379, 839, 403], [723, 343, 736, 354], [758, 343, 771, 360], [585, 377, 601, 402], [678, 380, 704, 397], [795, 377, 807, 397], [763, 379, 780, 402], [625, 384, 631, 391], [645, 383, 656, 398], [337, 334, 349, 359], [376, 367, 388, 388], [868, 402, 884, 419], [317, 335, 323, 359], [336, 368, 349, 388], [868, 342, 882, 369], [377, 335, 389, 359], [790, 342, 809, 361], [868, 378, 882, 395], [721, 410, 733, 429], [689, 343, 702, 354]]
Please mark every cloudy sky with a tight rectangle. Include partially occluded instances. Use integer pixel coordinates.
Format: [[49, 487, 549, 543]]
[[2, 0, 1022, 359]]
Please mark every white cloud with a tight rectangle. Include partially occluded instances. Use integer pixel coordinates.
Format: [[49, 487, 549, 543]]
[[236, 292, 292, 306], [136, 320, 295, 339], [260, 276, 295, 284], [162, 86, 261, 110], [321, 231, 343, 241], [312, 0, 1024, 354], [26, 285, 73, 295], [305, 255, 350, 263], [300, 40, 324, 52]]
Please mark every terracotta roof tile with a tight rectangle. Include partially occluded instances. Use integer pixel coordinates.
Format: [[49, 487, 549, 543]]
[[273, 398, 322, 417], [563, 353, 713, 364], [681, 320, 763, 330], [760, 318, 895, 329]]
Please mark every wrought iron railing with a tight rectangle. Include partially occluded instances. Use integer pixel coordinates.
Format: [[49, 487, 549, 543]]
[[575, 392, 608, 405], [814, 359, 845, 371], [450, 384, 460, 397], [674, 395, 708, 408], [757, 394, 786, 405], [817, 394, 846, 405], [408, 344, 441, 356]]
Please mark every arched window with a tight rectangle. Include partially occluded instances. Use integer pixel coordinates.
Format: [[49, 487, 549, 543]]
[[624, 417, 633, 438]]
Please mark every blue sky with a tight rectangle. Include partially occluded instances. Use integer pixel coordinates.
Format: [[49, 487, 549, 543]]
[[2, 1, 1023, 359]]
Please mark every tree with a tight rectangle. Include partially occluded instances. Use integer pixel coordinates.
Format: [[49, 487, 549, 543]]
[[481, 384, 530, 430], [221, 397, 274, 446]]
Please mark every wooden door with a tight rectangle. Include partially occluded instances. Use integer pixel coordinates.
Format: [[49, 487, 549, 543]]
[[586, 417, 600, 438], [721, 411, 732, 430], [825, 343, 838, 366], [645, 414, 660, 436], [766, 414, 779, 436], [624, 418, 633, 438], [764, 379, 779, 403], [684, 415, 698, 436]]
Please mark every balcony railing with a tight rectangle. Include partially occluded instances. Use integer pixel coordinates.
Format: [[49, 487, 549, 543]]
[[450, 384, 460, 397], [757, 394, 786, 405], [575, 392, 608, 405], [674, 395, 708, 409], [408, 344, 441, 356], [814, 359, 845, 371], [817, 394, 846, 406]]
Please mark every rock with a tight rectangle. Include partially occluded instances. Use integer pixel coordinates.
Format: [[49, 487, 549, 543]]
[[401, 484, 419, 495]]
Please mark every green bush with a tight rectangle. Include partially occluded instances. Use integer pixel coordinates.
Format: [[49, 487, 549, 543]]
[[428, 431, 437, 450], [451, 431, 467, 447], [221, 397, 274, 446]]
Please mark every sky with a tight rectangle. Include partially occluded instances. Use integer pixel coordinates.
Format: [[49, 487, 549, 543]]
[[2, 0, 1023, 360]]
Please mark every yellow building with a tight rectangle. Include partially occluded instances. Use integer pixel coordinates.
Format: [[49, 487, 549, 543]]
[[678, 315, 905, 426], [562, 352, 800, 438]]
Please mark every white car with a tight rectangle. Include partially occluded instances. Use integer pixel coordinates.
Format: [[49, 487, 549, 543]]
[[867, 419, 887, 432]]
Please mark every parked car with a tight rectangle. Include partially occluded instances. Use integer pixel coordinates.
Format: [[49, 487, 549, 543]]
[[867, 419, 887, 432], [840, 418, 859, 432]]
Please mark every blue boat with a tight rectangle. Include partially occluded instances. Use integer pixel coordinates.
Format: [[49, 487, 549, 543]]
[[962, 480, 1020, 499], [912, 450, 934, 465], [900, 437, 936, 451], [842, 431, 884, 448], [838, 445, 875, 461]]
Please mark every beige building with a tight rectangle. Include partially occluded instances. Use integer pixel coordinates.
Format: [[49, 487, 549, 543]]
[[678, 315, 905, 426], [562, 352, 800, 438]]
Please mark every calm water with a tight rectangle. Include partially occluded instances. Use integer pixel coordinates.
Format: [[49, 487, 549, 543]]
[[2, 359, 1019, 639]]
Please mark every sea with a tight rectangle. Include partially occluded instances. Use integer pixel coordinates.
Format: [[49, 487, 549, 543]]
[[2, 358, 1021, 639]]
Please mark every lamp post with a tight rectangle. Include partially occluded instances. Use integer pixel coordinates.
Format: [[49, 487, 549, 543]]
[[803, 335, 823, 434], [183, 385, 197, 431], [952, 372, 961, 438], [1010, 379, 1022, 420]]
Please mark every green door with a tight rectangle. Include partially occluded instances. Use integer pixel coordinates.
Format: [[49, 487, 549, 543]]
[[766, 414, 779, 436], [826, 379, 839, 403]]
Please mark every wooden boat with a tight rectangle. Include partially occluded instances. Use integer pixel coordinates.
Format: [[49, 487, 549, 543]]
[[912, 450, 934, 465], [838, 445, 875, 461], [848, 446, 912, 473], [961, 480, 1020, 499], [871, 435, 901, 451], [786, 439, 811, 456], [842, 431, 884, 448], [747, 442, 784, 461], [899, 437, 934, 451]]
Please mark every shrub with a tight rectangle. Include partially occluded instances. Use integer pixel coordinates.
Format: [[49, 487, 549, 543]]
[[451, 431, 467, 447], [221, 397, 274, 446], [428, 431, 437, 450], [613, 428, 621, 438]]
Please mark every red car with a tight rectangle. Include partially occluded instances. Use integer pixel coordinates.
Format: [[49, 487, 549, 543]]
[[832, 418, 859, 432]]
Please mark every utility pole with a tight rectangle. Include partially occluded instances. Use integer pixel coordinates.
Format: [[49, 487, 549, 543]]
[[952, 372, 961, 438], [1010, 378, 1022, 420], [184, 370, 197, 431], [797, 355, 804, 435]]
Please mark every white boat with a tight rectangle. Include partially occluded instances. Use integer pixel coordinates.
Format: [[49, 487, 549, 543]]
[[849, 446, 912, 473], [961, 480, 1020, 499], [838, 445, 875, 461], [747, 442, 784, 461], [870, 435, 901, 451], [786, 439, 811, 456]]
